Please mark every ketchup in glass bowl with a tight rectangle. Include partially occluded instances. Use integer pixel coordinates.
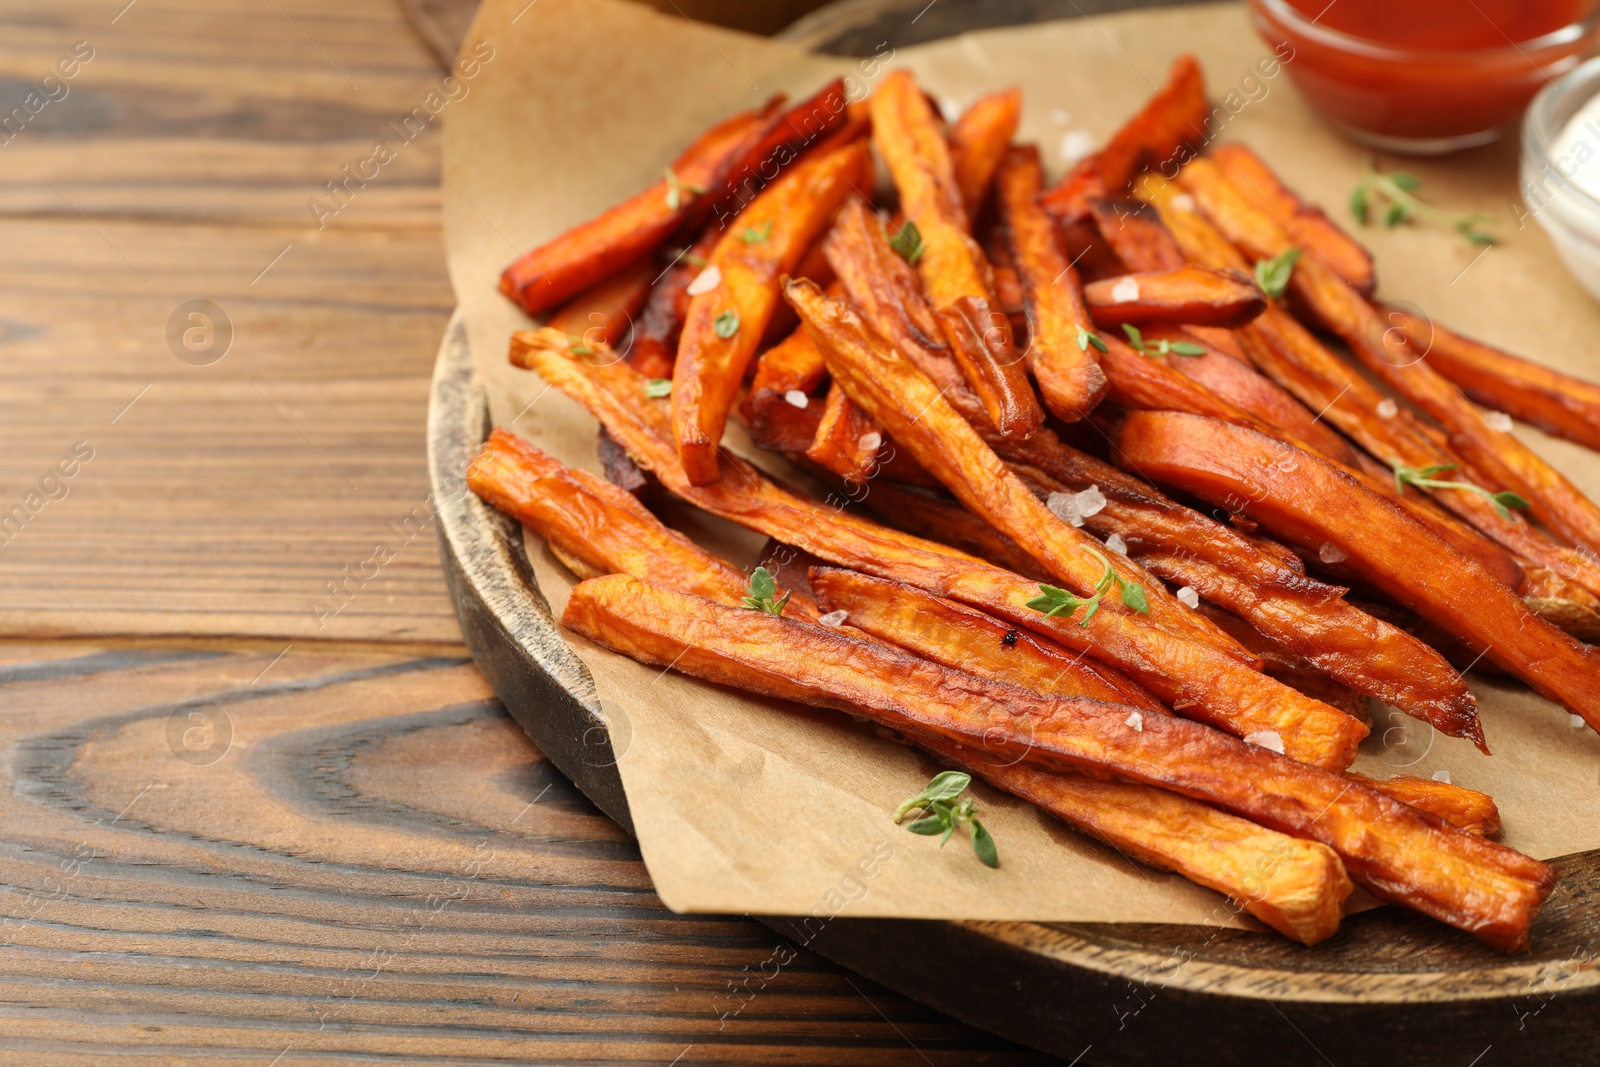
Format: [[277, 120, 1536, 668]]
[[1248, 0, 1600, 153]]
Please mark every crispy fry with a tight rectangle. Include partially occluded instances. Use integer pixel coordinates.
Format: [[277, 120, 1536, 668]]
[[1181, 156, 1600, 563], [1351, 773, 1500, 837], [1039, 153, 1108, 222], [596, 426, 653, 502], [805, 381, 882, 483], [785, 276, 1246, 658], [705, 78, 854, 228], [1084, 266, 1265, 328], [515, 328, 1369, 768], [871, 71, 1043, 439], [672, 140, 869, 485], [564, 573, 1552, 951], [501, 105, 765, 316], [855, 481, 1047, 579], [994, 145, 1109, 422], [1388, 310, 1600, 454], [948, 88, 1022, 217], [544, 257, 655, 352], [1114, 411, 1600, 733], [626, 229, 720, 379], [1208, 142, 1376, 296], [1098, 55, 1209, 192], [812, 566, 1162, 710], [742, 325, 827, 454]]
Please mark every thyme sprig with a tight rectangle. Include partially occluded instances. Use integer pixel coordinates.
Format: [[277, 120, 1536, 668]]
[[894, 771, 998, 868], [1391, 460, 1530, 520], [741, 566, 791, 616], [1026, 548, 1148, 627], [1122, 324, 1206, 357], [1351, 164, 1495, 246]]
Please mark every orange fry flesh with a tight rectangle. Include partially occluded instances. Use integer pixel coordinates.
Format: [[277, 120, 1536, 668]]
[[854, 482, 1047, 580], [563, 574, 1553, 952], [805, 381, 882, 483], [501, 106, 763, 316], [672, 140, 870, 485], [948, 87, 1023, 217], [1115, 411, 1600, 735], [994, 145, 1109, 422], [1084, 266, 1266, 329], [743, 325, 827, 454], [1096, 54, 1209, 192], [544, 258, 655, 351], [1351, 773, 1500, 837], [871, 71, 1043, 440], [514, 328, 1369, 770]]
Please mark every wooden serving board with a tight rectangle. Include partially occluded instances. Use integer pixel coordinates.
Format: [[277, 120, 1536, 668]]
[[430, 311, 1600, 1066]]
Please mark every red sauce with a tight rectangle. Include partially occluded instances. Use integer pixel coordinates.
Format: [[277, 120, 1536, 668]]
[[1250, 0, 1600, 145]]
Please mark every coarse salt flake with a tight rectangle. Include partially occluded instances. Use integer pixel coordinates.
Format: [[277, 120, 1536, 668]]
[[1176, 586, 1200, 608], [1105, 532, 1128, 555], [1431, 769, 1452, 784], [1046, 485, 1106, 527], [858, 431, 883, 452], [686, 265, 721, 296], [783, 390, 810, 409], [1060, 129, 1095, 164], [1376, 398, 1398, 419], [1319, 543, 1347, 565], [1169, 192, 1196, 213], [939, 97, 963, 122], [1244, 730, 1285, 754], [1125, 710, 1143, 732], [1110, 277, 1141, 303], [818, 609, 848, 627], [1573, 714, 1588, 729], [1485, 409, 1514, 432]]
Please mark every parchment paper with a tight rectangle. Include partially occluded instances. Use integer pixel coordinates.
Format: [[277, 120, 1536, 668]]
[[441, 0, 1600, 926]]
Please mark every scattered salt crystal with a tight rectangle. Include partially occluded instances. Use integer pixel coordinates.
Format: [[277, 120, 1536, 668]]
[[1110, 277, 1141, 304], [1059, 129, 1095, 165], [939, 97, 963, 122], [686, 265, 721, 296], [1431, 769, 1452, 784], [1169, 192, 1196, 213], [1046, 485, 1106, 527], [1484, 409, 1514, 432], [1176, 586, 1200, 608], [1105, 532, 1128, 555], [1573, 714, 1588, 729], [1376, 398, 1398, 419], [1318, 543, 1347, 565], [1125, 710, 1143, 732], [858, 431, 883, 452], [818, 609, 848, 627], [783, 390, 810, 409], [1244, 730, 1285, 754]]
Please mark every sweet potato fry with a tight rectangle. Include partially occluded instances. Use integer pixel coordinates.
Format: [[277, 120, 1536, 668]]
[[1039, 153, 1108, 222], [1097, 54, 1209, 192], [812, 566, 1162, 711], [871, 71, 1043, 440], [1208, 142, 1376, 296], [805, 381, 882, 483], [1387, 310, 1600, 454], [994, 145, 1109, 422], [627, 230, 721, 379], [672, 140, 869, 485], [1181, 157, 1600, 561], [563, 573, 1552, 951], [785, 276, 1244, 657], [1351, 774, 1500, 837], [705, 78, 854, 229], [596, 426, 653, 503], [1115, 411, 1600, 733], [742, 325, 827, 454], [1084, 266, 1265, 328], [823, 200, 946, 350], [514, 328, 1369, 768], [501, 105, 766, 316], [544, 257, 656, 352], [948, 87, 1022, 217], [855, 481, 1047, 579]]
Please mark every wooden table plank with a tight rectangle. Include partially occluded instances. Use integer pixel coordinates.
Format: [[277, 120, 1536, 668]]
[[0, 643, 1042, 1064]]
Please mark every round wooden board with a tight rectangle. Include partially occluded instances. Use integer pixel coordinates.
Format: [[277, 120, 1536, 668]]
[[430, 312, 1600, 1065]]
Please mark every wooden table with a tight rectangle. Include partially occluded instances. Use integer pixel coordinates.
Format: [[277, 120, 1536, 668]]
[[0, 1, 1044, 1060]]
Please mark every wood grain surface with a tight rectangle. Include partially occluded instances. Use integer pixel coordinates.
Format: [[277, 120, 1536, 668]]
[[0, 0, 1037, 1060]]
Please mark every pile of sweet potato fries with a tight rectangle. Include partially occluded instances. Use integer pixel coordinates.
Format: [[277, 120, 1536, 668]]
[[472, 58, 1600, 950]]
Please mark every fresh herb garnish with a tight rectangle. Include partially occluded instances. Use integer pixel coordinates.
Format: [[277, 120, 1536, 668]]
[[713, 310, 741, 339], [1075, 324, 1109, 354], [741, 220, 773, 244], [644, 378, 672, 398], [568, 336, 594, 355], [1391, 460, 1531, 520], [663, 167, 706, 211], [888, 220, 925, 265], [741, 566, 791, 616], [1025, 548, 1148, 627], [1254, 247, 1302, 299], [894, 771, 997, 869], [1350, 164, 1495, 246], [1121, 323, 1206, 357]]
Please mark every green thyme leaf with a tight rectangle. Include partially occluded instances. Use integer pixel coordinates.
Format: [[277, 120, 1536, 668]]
[[1350, 184, 1370, 224], [894, 772, 996, 868], [662, 166, 706, 211], [1254, 247, 1302, 299], [1169, 341, 1207, 356], [1119, 579, 1149, 613], [1351, 164, 1496, 246], [888, 220, 925, 265], [568, 336, 594, 355], [969, 818, 999, 868], [1391, 460, 1531, 520], [714, 310, 741, 339], [741, 565, 792, 616], [1076, 324, 1108, 353], [741, 220, 773, 244], [644, 378, 672, 398], [1121, 323, 1146, 353]]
